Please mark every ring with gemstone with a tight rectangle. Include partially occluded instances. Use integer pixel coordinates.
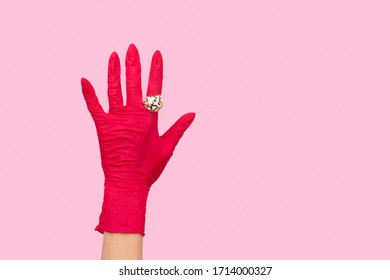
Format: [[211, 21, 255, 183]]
[[143, 95, 163, 112]]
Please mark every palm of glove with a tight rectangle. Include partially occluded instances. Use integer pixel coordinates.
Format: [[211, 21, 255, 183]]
[[94, 107, 166, 189]]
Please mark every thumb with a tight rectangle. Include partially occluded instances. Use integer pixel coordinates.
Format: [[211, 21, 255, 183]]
[[161, 112, 196, 156]]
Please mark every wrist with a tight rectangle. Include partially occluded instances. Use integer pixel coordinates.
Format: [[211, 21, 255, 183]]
[[96, 183, 150, 236]]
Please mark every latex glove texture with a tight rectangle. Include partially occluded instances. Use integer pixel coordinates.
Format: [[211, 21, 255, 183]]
[[81, 44, 195, 236]]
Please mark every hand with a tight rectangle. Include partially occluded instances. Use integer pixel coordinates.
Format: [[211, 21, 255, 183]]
[[81, 44, 195, 236]]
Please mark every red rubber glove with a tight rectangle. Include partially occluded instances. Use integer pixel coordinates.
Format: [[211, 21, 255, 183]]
[[81, 44, 195, 236]]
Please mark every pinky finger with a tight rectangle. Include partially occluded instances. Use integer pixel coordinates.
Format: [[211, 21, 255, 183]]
[[81, 78, 104, 115]]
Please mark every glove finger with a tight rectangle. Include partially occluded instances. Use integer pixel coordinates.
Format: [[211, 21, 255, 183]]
[[125, 43, 143, 109], [161, 112, 196, 156], [81, 77, 104, 115], [146, 50, 163, 97], [146, 50, 163, 126], [107, 52, 123, 113]]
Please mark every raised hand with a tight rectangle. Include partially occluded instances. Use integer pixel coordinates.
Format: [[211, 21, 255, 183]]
[[81, 43, 195, 235]]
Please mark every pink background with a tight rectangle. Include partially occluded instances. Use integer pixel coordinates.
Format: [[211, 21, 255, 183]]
[[1, 0, 390, 259]]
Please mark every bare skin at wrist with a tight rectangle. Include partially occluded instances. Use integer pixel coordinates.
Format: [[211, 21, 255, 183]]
[[101, 232, 143, 260]]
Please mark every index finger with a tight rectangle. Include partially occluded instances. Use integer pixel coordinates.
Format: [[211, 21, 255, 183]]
[[146, 50, 163, 97]]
